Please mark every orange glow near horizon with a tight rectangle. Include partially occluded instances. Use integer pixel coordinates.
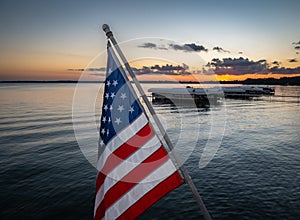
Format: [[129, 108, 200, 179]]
[[0, 69, 82, 81], [1, 56, 300, 81], [135, 72, 300, 82], [1, 69, 300, 81], [216, 73, 300, 81]]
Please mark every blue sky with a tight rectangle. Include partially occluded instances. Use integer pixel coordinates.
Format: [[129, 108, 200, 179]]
[[0, 0, 299, 80]]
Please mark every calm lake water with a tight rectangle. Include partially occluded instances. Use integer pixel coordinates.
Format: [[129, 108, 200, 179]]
[[0, 83, 299, 220]]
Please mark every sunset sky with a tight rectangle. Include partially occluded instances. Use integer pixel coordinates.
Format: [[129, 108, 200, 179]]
[[0, 0, 299, 81]]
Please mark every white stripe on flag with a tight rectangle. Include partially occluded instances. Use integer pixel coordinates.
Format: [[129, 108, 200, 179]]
[[97, 113, 148, 171], [103, 159, 177, 220], [94, 135, 161, 214]]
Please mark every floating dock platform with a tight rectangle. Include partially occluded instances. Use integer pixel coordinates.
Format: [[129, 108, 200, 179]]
[[149, 86, 275, 107]]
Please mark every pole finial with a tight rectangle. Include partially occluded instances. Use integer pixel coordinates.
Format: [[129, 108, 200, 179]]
[[102, 24, 113, 37]]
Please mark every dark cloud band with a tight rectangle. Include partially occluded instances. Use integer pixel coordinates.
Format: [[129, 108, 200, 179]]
[[206, 57, 300, 75], [169, 43, 208, 52], [138, 42, 208, 52], [213, 46, 230, 53]]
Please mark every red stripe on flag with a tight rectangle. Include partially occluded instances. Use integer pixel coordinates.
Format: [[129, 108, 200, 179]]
[[96, 123, 154, 191], [94, 146, 169, 220], [117, 171, 183, 220]]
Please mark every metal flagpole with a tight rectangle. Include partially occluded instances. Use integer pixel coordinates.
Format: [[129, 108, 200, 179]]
[[102, 24, 212, 220]]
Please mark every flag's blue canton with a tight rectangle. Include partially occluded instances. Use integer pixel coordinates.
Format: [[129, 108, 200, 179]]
[[100, 51, 142, 146]]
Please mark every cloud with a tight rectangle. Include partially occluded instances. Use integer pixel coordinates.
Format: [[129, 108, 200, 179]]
[[288, 58, 298, 63], [213, 46, 230, 53], [206, 57, 300, 75], [133, 63, 191, 75], [69, 55, 300, 78], [68, 65, 190, 76], [68, 68, 84, 71], [207, 57, 269, 75], [157, 46, 168, 50], [138, 42, 157, 49], [87, 67, 107, 71], [269, 66, 300, 74], [169, 43, 208, 52], [138, 41, 208, 52], [90, 73, 107, 77], [293, 41, 300, 45], [67, 67, 107, 72], [257, 59, 267, 63]]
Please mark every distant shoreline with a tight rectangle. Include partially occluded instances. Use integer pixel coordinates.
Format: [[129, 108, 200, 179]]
[[1, 76, 300, 85]]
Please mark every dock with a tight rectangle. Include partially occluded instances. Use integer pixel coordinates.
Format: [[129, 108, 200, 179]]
[[149, 87, 223, 107], [149, 86, 277, 107]]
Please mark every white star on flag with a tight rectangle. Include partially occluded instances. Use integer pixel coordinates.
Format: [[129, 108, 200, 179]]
[[129, 106, 134, 113], [99, 140, 104, 147], [120, 93, 127, 100], [112, 80, 118, 87], [114, 117, 121, 125], [117, 105, 124, 112]]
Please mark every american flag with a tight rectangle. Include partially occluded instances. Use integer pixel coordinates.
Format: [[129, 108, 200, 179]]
[[94, 47, 183, 220]]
